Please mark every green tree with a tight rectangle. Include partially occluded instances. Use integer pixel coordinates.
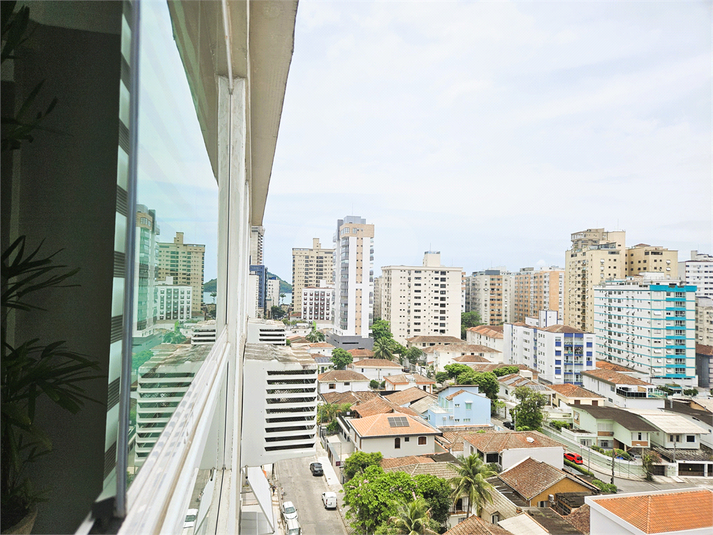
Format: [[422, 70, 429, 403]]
[[306, 322, 325, 342], [343, 466, 418, 534], [370, 379, 381, 390], [456, 371, 499, 400], [392, 342, 408, 363], [372, 319, 394, 343], [270, 305, 286, 319], [492, 365, 519, 377], [444, 363, 472, 379], [449, 455, 495, 517], [413, 474, 452, 525], [344, 451, 384, 480], [683, 388, 698, 397], [331, 347, 353, 370], [386, 496, 438, 535], [406, 347, 424, 366], [435, 372, 449, 384], [374, 338, 395, 361], [641, 450, 661, 481], [317, 403, 351, 424], [461, 311, 482, 339], [511, 387, 547, 430]]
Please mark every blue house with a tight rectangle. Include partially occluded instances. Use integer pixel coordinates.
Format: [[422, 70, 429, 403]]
[[423, 386, 491, 428]]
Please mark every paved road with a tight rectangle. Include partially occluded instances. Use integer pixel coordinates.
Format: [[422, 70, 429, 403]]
[[275, 455, 347, 535]]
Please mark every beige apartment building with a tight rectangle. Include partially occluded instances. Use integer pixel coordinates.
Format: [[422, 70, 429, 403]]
[[157, 232, 205, 317], [381, 252, 462, 344], [512, 266, 564, 323], [564, 228, 626, 332], [697, 298, 713, 346], [291, 238, 334, 315], [465, 269, 514, 325], [373, 275, 383, 319], [626, 243, 677, 278], [249, 225, 265, 265]]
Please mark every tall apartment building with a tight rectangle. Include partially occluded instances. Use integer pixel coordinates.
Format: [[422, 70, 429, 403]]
[[593, 274, 697, 388], [134, 205, 159, 337], [626, 244, 677, 278], [250, 264, 268, 316], [679, 251, 713, 299], [157, 231, 205, 317], [512, 266, 564, 323], [301, 281, 334, 322], [504, 323, 595, 385], [381, 252, 462, 344], [373, 275, 383, 319], [697, 298, 713, 346], [249, 225, 265, 265], [465, 269, 514, 325], [332, 216, 375, 342], [156, 277, 192, 321], [292, 238, 334, 315], [267, 277, 280, 308], [565, 228, 626, 332]]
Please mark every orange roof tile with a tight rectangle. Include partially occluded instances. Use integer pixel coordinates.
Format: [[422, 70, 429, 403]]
[[444, 514, 514, 535], [696, 343, 713, 356], [385, 387, 433, 406], [541, 324, 585, 334], [407, 335, 464, 345], [318, 370, 369, 382], [352, 397, 419, 418], [466, 325, 504, 339], [453, 354, 492, 363], [547, 383, 603, 399], [349, 413, 440, 438], [463, 430, 563, 453], [593, 489, 713, 533], [349, 358, 401, 368], [380, 456, 435, 469], [581, 369, 652, 386], [347, 348, 375, 357], [596, 360, 637, 372], [321, 390, 379, 405], [565, 504, 590, 535], [498, 457, 594, 500], [384, 373, 435, 385]]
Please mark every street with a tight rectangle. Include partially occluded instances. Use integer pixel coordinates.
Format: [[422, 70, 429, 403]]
[[275, 455, 347, 535]]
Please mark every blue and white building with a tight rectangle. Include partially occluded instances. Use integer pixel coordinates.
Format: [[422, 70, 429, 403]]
[[593, 273, 697, 388], [423, 385, 491, 428], [503, 323, 596, 385]]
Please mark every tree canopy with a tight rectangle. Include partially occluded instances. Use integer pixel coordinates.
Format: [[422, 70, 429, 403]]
[[455, 371, 500, 400], [511, 386, 547, 430], [444, 363, 472, 379], [331, 347, 353, 370], [492, 365, 520, 377], [461, 311, 482, 339], [371, 319, 394, 343], [374, 338, 395, 361], [343, 451, 383, 480], [270, 305, 286, 319], [306, 322, 325, 342]]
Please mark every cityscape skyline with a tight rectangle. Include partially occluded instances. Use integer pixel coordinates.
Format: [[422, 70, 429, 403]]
[[261, 0, 711, 284]]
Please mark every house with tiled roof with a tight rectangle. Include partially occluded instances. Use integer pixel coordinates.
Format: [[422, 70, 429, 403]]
[[320, 390, 379, 406], [346, 413, 442, 457], [347, 358, 402, 381], [443, 514, 514, 535], [406, 335, 465, 349], [384, 373, 435, 393], [347, 348, 375, 360], [466, 325, 505, 353], [571, 405, 657, 451], [497, 373, 556, 422], [462, 430, 565, 470], [498, 508, 585, 535], [565, 503, 590, 535], [586, 488, 713, 535], [547, 383, 604, 409], [317, 370, 370, 394], [383, 386, 434, 406], [582, 369, 666, 409], [421, 385, 491, 429], [423, 343, 502, 371], [351, 396, 419, 419], [306, 341, 335, 357]]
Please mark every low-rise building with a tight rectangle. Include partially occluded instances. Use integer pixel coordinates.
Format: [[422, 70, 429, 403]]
[[461, 430, 565, 470], [317, 370, 370, 394], [662, 399, 713, 448], [571, 405, 656, 451], [347, 348, 375, 360], [466, 325, 505, 353], [384, 373, 435, 393], [586, 488, 713, 535], [422, 386, 491, 428], [581, 369, 666, 409], [347, 413, 442, 457], [348, 358, 403, 381], [497, 373, 556, 417], [384, 386, 435, 407], [406, 335, 465, 349], [350, 396, 420, 419], [626, 409, 708, 450], [424, 344, 501, 372], [306, 342, 335, 357], [547, 383, 604, 409]]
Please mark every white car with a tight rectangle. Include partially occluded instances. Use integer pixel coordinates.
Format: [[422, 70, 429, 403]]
[[321, 492, 337, 510], [183, 508, 198, 529], [281, 501, 298, 521]]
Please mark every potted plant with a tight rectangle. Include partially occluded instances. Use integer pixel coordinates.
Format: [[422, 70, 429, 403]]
[[1, 237, 102, 533]]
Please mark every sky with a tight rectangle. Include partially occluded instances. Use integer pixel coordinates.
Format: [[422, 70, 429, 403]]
[[262, 0, 712, 284]]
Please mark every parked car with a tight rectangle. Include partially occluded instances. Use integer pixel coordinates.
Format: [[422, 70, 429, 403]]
[[309, 462, 323, 476], [322, 492, 337, 509], [564, 452, 583, 465], [285, 517, 301, 535], [281, 501, 298, 521], [183, 508, 198, 529], [503, 421, 514, 429]]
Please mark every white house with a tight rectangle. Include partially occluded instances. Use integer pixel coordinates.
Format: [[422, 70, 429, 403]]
[[348, 358, 403, 381], [306, 342, 335, 357], [465, 325, 504, 353], [347, 413, 442, 457], [582, 369, 666, 409], [384, 373, 435, 393], [317, 370, 370, 394], [424, 344, 501, 372], [461, 430, 565, 470], [627, 409, 709, 450]]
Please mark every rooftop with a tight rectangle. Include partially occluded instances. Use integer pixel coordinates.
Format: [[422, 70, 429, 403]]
[[348, 413, 440, 438], [541, 325, 586, 334], [546, 383, 603, 399], [320, 390, 380, 405], [384, 386, 434, 406], [627, 409, 709, 434], [443, 514, 514, 535], [352, 396, 420, 418], [463, 430, 564, 453], [384, 373, 435, 385], [318, 370, 369, 382], [452, 354, 492, 363], [573, 406, 657, 431], [423, 343, 500, 354], [349, 358, 401, 368], [582, 369, 652, 387], [589, 488, 713, 534], [524, 508, 585, 535], [466, 325, 504, 339], [595, 360, 639, 373], [347, 348, 375, 358], [696, 343, 713, 356], [498, 457, 595, 501], [406, 335, 465, 345], [565, 504, 590, 535]]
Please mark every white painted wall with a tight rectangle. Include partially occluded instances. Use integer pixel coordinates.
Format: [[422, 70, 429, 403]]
[[501, 446, 564, 470], [318, 380, 370, 394], [352, 434, 436, 457]]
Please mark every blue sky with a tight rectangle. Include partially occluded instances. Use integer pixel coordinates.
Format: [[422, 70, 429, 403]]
[[262, 0, 711, 284]]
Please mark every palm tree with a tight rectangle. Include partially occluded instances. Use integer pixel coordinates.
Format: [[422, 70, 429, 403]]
[[306, 321, 325, 343], [449, 454, 495, 518], [373, 338, 394, 360], [389, 496, 438, 535]]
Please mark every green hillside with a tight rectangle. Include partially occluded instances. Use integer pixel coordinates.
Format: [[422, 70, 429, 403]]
[[203, 272, 291, 294]]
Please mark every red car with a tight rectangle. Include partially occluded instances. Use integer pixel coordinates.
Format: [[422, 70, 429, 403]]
[[564, 452, 583, 464]]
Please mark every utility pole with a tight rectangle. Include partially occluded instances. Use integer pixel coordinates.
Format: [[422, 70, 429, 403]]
[[611, 447, 615, 485]]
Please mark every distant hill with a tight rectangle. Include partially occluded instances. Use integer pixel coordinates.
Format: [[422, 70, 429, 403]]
[[203, 272, 291, 295]]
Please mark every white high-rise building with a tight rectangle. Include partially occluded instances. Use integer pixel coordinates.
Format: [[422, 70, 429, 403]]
[[301, 281, 334, 322], [594, 274, 698, 388], [249, 226, 265, 265], [679, 250, 713, 299], [332, 216, 375, 343], [504, 323, 596, 385], [381, 252, 462, 344], [156, 277, 192, 321]]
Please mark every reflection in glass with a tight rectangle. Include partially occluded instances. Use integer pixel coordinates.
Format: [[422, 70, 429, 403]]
[[127, 0, 218, 483]]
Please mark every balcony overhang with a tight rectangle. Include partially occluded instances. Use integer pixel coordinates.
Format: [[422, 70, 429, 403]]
[[168, 0, 298, 226]]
